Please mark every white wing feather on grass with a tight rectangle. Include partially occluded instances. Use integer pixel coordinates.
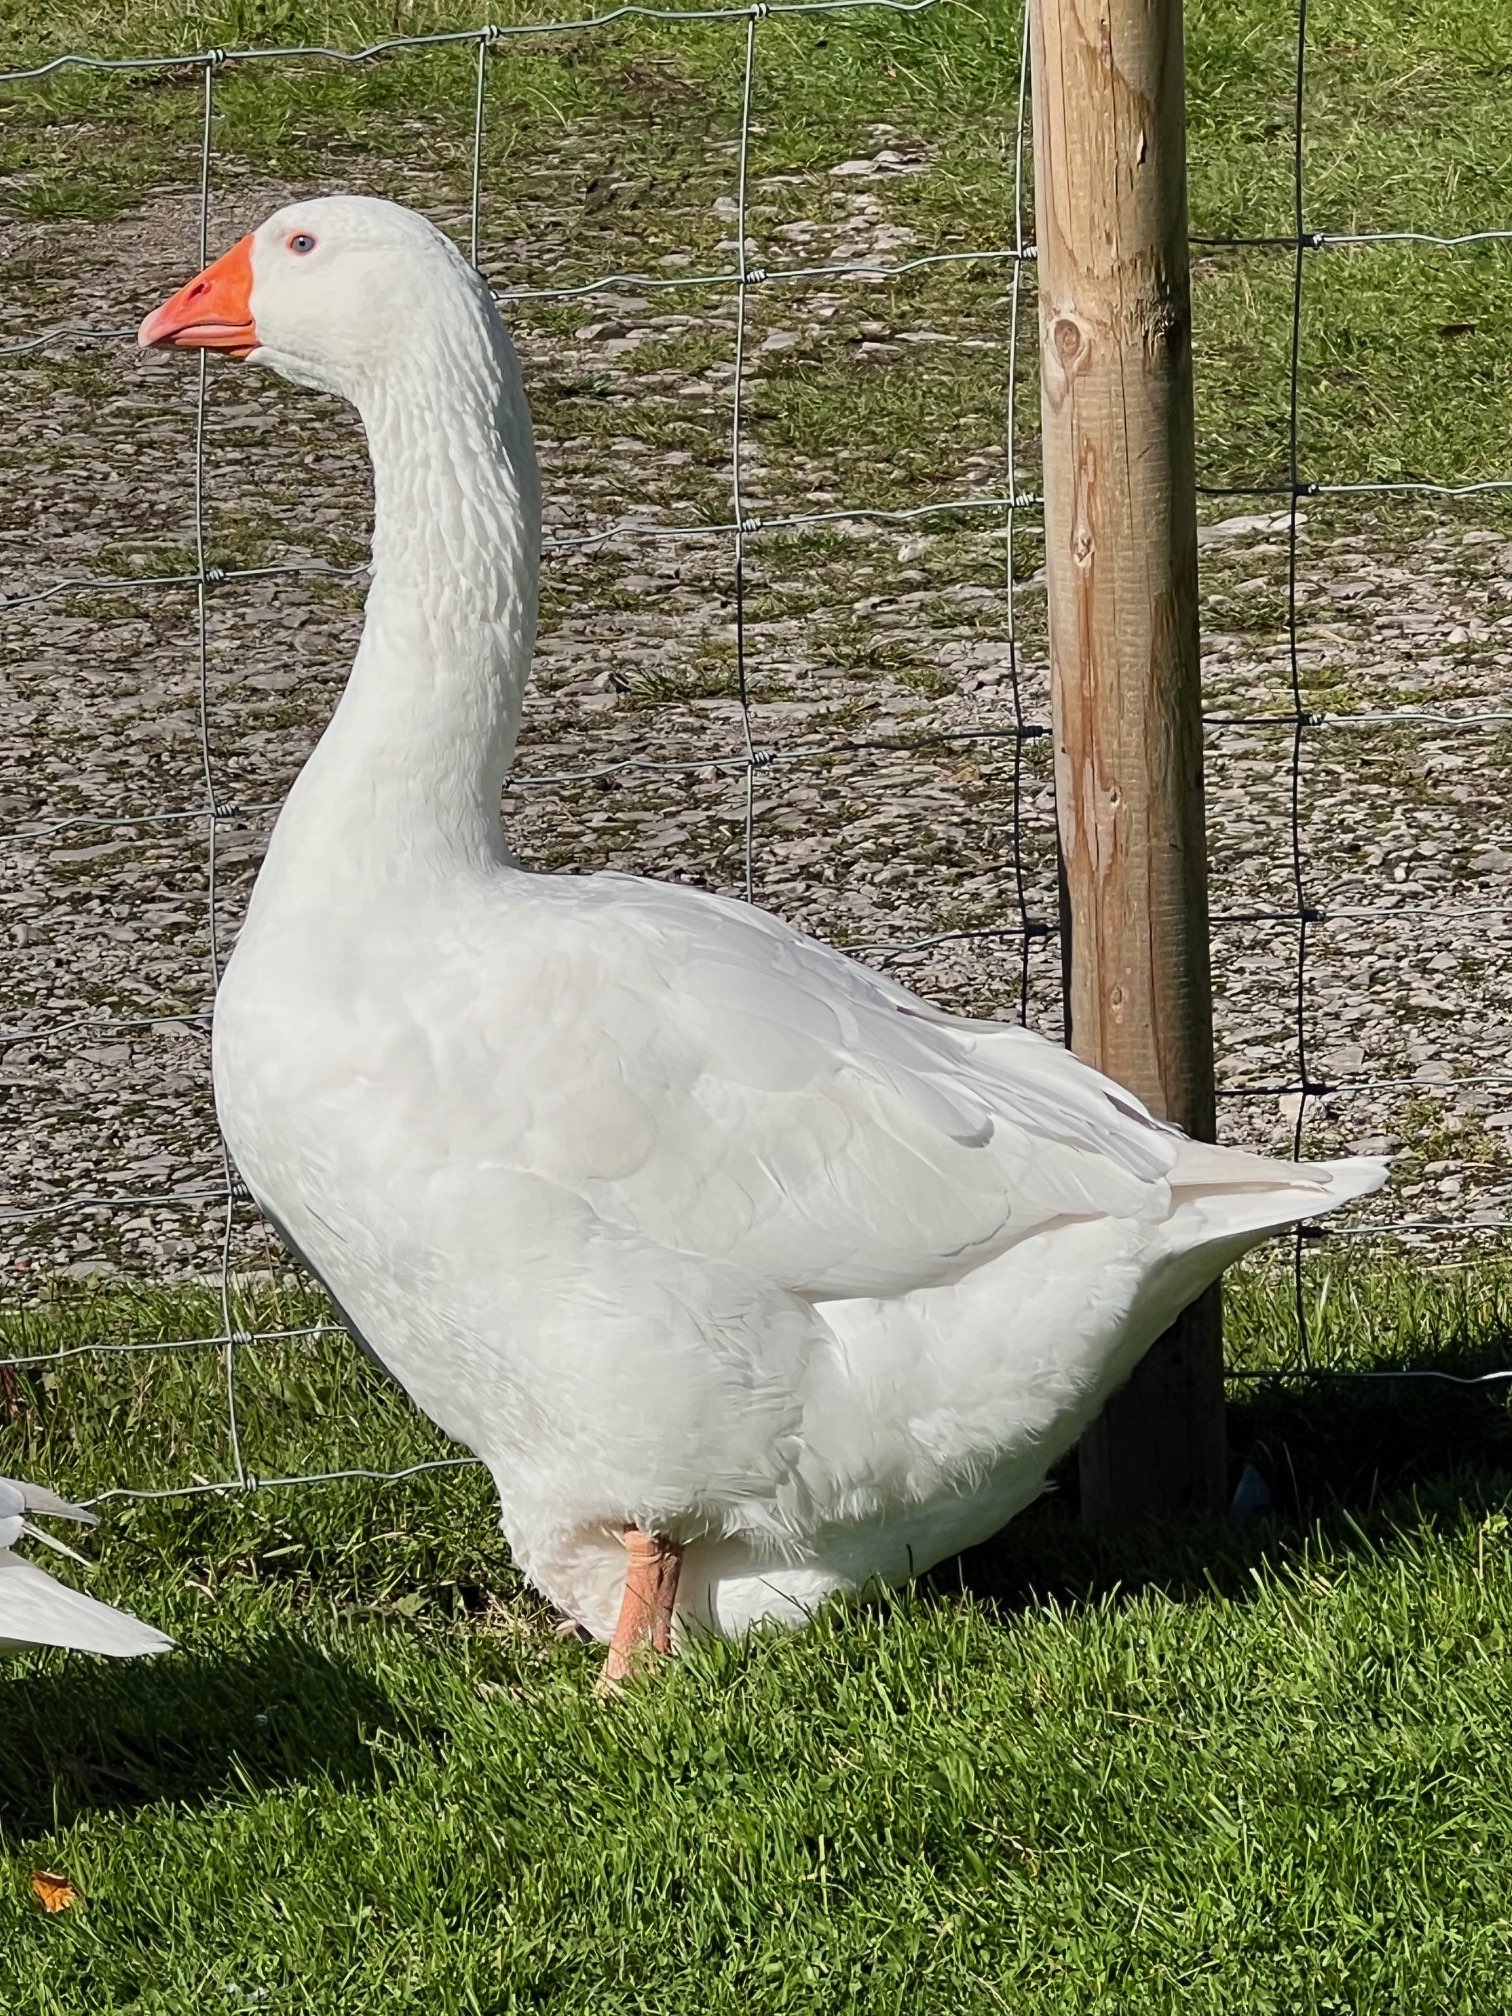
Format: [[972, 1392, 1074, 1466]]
[[0, 1477, 172, 1659]]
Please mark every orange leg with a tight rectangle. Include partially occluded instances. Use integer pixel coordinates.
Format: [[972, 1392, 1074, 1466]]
[[598, 1527, 682, 1691]]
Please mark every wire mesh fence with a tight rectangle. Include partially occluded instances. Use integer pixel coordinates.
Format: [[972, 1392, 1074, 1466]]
[[3, 0, 1512, 1513]]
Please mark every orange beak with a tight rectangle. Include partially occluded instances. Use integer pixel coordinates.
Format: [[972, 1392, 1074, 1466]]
[[138, 235, 258, 357]]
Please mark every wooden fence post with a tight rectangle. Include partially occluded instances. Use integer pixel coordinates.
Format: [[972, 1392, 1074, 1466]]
[[1028, 0, 1226, 1518]]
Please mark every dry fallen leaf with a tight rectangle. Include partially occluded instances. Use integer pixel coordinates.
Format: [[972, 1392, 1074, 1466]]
[[30, 1871, 82, 1913]]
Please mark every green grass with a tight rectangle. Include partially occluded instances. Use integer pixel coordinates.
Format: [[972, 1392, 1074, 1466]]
[[2, 1255, 1512, 2010]]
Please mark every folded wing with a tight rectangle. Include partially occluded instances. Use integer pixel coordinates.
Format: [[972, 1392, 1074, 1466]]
[[500, 878, 1193, 1301]]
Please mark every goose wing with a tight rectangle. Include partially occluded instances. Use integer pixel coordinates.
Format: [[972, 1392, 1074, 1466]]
[[499, 876, 1184, 1301]]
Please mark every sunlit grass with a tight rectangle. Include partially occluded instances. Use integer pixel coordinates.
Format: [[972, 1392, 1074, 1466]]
[[2, 1252, 1511, 2008]]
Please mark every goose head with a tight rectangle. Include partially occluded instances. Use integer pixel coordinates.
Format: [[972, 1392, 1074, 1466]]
[[138, 194, 501, 407], [139, 194, 540, 829]]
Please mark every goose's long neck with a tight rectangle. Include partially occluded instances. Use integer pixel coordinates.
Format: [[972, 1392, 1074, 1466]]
[[282, 309, 540, 875]]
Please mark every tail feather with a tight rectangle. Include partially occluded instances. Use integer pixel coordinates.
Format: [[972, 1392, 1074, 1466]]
[[1167, 1144, 1389, 1249], [1170, 1137, 1384, 1196], [0, 1552, 173, 1659], [1, 1477, 98, 1527]]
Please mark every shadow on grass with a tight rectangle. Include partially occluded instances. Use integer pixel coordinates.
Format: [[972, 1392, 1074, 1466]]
[[941, 1325, 1512, 1619], [0, 1629, 390, 1842]]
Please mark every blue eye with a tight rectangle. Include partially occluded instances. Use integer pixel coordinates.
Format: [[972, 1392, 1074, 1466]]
[[287, 232, 317, 256]]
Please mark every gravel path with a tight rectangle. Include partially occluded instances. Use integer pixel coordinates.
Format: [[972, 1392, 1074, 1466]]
[[4, 164, 1512, 1302]]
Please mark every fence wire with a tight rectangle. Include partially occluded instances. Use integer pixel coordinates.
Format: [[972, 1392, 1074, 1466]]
[[4, 0, 1512, 1517]]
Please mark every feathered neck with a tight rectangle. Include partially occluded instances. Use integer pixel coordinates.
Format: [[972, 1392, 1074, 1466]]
[[272, 290, 541, 878]]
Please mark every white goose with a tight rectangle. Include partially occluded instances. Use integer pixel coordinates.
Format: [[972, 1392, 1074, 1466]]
[[140, 197, 1384, 1682], [0, 1477, 172, 1659]]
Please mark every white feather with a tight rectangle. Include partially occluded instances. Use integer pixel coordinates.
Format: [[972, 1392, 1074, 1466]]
[[0, 1477, 171, 1659]]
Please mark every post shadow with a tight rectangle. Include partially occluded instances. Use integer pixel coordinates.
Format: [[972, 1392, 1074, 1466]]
[[935, 1327, 1512, 1618]]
